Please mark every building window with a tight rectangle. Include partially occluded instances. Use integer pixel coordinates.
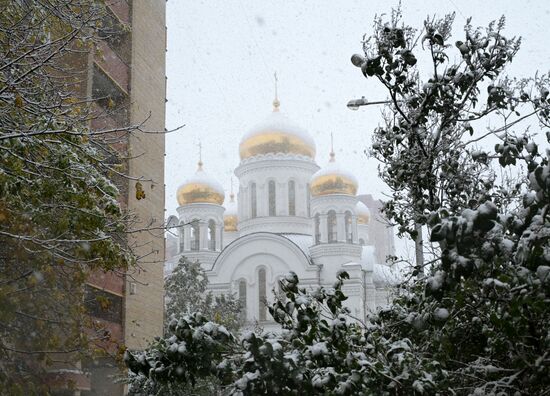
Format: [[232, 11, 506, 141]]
[[268, 180, 276, 216], [97, 6, 130, 64], [91, 64, 128, 124], [345, 211, 352, 243], [190, 219, 200, 251], [327, 210, 337, 243], [179, 222, 185, 252], [239, 279, 247, 321], [258, 268, 267, 321], [84, 285, 122, 324], [314, 213, 320, 244], [208, 219, 216, 251], [251, 182, 257, 218], [288, 180, 296, 216]]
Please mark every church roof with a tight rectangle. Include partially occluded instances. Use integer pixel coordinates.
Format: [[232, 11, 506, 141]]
[[356, 201, 371, 224], [239, 109, 316, 160], [223, 192, 238, 232], [176, 161, 225, 206], [310, 152, 358, 197], [279, 233, 314, 257]]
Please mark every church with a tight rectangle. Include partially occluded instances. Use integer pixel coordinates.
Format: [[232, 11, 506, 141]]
[[165, 97, 400, 330]]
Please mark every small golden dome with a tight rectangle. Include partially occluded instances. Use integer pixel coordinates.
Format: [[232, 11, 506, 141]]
[[176, 162, 225, 206], [356, 201, 370, 224], [224, 192, 238, 232], [310, 152, 358, 197], [239, 105, 316, 160]]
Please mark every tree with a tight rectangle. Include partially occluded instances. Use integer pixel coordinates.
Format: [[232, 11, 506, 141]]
[[150, 256, 242, 395], [0, 1, 145, 393], [347, 9, 550, 394], [166, 256, 242, 335], [126, 11, 549, 395]]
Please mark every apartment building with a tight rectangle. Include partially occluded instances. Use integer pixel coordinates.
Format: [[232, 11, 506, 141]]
[[50, 2, 166, 394]]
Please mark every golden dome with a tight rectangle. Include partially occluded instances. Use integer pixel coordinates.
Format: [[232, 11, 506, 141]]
[[310, 152, 358, 197], [224, 192, 238, 232], [356, 201, 371, 224], [239, 104, 316, 160], [176, 162, 225, 206]]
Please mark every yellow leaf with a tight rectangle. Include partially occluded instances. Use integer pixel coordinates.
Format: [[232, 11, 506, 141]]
[[135, 182, 146, 200], [14, 94, 23, 108]]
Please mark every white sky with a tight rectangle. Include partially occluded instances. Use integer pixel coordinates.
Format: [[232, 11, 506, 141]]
[[164, 0, 550, 223]]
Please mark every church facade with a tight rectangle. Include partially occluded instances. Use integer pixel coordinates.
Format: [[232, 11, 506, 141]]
[[165, 99, 399, 330]]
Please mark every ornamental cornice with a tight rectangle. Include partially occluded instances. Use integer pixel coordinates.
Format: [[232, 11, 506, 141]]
[[239, 152, 318, 165], [235, 157, 319, 177], [238, 216, 311, 235], [311, 195, 358, 214], [177, 204, 225, 219], [309, 243, 362, 259], [180, 251, 220, 266], [311, 194, 358, 206]]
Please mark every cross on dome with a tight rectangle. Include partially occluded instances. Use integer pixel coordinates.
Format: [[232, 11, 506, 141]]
[[176, 140, 225, 206], [273, 72, 280, 112], [239, 91, 316, 160], [229, 176, 235, 201], [309, 133, 358, 197], [330, 132, 335, 162], [197, 140, 203, 170]]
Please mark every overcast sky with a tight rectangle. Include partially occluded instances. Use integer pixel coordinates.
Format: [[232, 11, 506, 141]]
[[164, 0, 549, 223]]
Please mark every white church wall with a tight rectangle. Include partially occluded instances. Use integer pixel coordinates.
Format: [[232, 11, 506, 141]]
[[207, 232, 318, 326], [357, 224, 369, 245], [235, 155, 318, 235], [222, 231, 239, 248]]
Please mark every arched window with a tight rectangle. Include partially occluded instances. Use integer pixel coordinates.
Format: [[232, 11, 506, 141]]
[[345, 211, 352, 243], [268, 180, 276, 216], [327, 210, 337, 243], [238, 279, 247, 321], [258, 268, 267, 321], [190, 219, 200, 251], [359, 238, 365, 246], [288, 180, 296, 216], [179, 221, 185, 252], [250, 182, 257, 218], [314, 213, 320, 244], [208, 219, 216, 251]]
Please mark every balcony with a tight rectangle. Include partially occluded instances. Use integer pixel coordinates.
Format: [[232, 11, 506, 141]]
[[98, 4, 130, 64], [91, 64, 129, 124], [95, 40, 129, 92], [190, 240, 200, 251], [208, 240, 216, 251]]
